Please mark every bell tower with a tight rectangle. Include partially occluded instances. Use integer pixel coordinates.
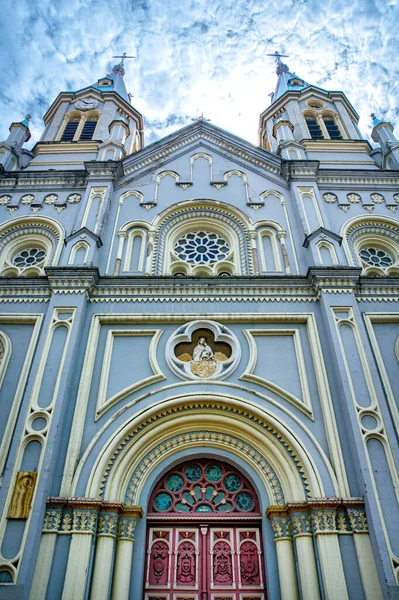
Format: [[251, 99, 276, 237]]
[[259, 52, 377, 169], [26, 56, 144, 170]]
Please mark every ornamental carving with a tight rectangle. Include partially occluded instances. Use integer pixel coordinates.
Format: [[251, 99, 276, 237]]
[[44, 194, 58, 204], [0, 195, 11, 205], [371, 193, 384, 203], [149, 540, 169, 585], [213, 540, 233, 584], [21, 194, 35, 205], [323, 193, 337, 203], [166, 320, 240, 380], [240, 541, 260, 585], [67, 193, 82, 204], [176, 541, 196, 584], [347, 193, 361, 204]]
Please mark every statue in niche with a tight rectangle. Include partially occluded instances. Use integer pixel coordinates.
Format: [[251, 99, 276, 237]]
[[193, 337, 214, 362], [8, 471, 37, 519], [177, 334, 229, 378]]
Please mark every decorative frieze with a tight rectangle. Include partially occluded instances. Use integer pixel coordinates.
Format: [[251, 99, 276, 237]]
[[42, 498, 143, 538], [267, 498, 367, 539]]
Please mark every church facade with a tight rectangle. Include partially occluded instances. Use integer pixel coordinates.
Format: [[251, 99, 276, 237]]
[[0, 55, 398, 600]]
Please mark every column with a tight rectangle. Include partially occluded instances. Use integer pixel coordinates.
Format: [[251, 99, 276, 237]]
[[267, 508, 300, 600], [90, 507, 119, 600], [248, 231, 260, 275], [111, 507, 143, 600], [30, 508, 62, 600], [277, 231, 291, 274], [145, 230, 156, 275], [291, 511, 321, 600], [113, 231, 127, 275], [311, 503, 349, 600], [62, 502, 100, 600], [347, 507, 383, 600]]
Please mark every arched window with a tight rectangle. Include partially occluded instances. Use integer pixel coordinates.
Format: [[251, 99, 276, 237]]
[[60, 117, 80, 141], [123, 229, 146, 272], [0, 217, 63, 277], [305, 115, 324, 140], [257, 228, 283, 272], [152, 202, 252, 276], [343, 216, 399, 276], [68, 241, 90, 265], [59, 113, 99, 142], [323, 116, 343, 140]]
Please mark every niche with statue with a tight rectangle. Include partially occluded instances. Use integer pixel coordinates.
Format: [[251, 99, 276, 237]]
[[166, 320, 240, 380]]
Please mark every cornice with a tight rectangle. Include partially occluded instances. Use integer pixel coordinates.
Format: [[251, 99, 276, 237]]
[[307, 267, 361, 294], [1, 271, 398, 303], [303, 227, 343, 248], [301, 139, 373, 153], [0, 170, 87, 190], [32, 141, 100, 156], [84, 160, 124, 180], [282, 160, 320, 182], [317, 169, 399, 189]]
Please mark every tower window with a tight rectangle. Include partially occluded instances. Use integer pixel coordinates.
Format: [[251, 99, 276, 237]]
[[60, 119, 79, 141], [305, 117, 324, 140], [323, 117, 343, 140], [79, 118, 98, 141]]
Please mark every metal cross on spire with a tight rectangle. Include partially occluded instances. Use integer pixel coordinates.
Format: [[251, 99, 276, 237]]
[[191, 112, 211, 122], [112, 52, 135, 65], [266, 51, 290, 75]]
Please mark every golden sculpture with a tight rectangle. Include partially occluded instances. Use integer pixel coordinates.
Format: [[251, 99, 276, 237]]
[[8, 472, 37, 519]]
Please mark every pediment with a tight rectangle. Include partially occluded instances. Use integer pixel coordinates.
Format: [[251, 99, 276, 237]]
[[121, 120, 283, 184]]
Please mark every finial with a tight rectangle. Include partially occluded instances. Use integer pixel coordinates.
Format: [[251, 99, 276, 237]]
[[191, 111, 211, 122], [112, 52, 135, 76], [267, 51, 290, 75], [25, 114, 31, 121]]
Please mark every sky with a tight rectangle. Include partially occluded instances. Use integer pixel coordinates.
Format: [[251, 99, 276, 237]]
[[0, 0, 398, 150]]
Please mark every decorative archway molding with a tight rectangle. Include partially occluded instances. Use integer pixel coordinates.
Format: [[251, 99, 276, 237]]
[[150, 199, 255, 275], [79, 394, 332, 504], [341, 213, 399, 269]]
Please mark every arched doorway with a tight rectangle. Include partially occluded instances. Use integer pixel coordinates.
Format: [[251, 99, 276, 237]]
[[144, 458, 266, 599]]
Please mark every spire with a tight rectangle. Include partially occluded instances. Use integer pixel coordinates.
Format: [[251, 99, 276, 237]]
[[267, 51, 310, 103], [78, 53, 135, 105]]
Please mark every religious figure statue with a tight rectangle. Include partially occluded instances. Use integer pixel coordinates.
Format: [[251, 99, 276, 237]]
[[192, 337, 215, 362]]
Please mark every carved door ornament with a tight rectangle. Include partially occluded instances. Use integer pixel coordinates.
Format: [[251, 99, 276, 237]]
[[166, 320, 240, 380]]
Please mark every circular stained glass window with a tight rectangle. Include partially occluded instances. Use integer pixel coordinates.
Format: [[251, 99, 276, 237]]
[[185, 464, 202, 482], [235, 492, 254, 511], [359, 248, 393, 268], [13, 248, 46, 268], [224, 474, 242, 492], [174, 231, 230, 265], [154, 492, 173, 511], [166, 474, 184, 492], [205, 464, 223, 482]]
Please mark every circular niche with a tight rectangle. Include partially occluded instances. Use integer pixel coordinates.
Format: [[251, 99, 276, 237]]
[[166, 320, 240, 381]]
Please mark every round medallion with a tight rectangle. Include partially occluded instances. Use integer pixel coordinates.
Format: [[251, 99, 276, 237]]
[[224, 474, 242, 492], [205, 464, 223, 482], [166, 474, 184, 492], [154, 492, 173, 512], [235, 492, 254, 511], [184, 464, 202, 482]]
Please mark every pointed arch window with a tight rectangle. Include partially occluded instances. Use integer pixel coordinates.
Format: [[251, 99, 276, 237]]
[[79, 116, 98, 140], [60, 118, 80, 141], [323, 116, 343, 140], [305, 116, 324, 140]]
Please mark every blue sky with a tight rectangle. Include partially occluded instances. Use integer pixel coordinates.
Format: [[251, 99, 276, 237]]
[[0, 0, 398, 149]]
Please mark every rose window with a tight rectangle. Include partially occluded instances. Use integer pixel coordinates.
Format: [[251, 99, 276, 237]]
[[149, 459, 259, 514], [12, 248, 46, 268], [359, 247, 393, 268], [174, 231, 230, 265]]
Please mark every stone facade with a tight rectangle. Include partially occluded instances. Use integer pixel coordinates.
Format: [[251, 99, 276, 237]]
[[0, 58, 398, 600]]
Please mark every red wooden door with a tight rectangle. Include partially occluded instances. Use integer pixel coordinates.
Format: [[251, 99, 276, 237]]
[[144, 525, 266, 599], [144, 460, 266, 600]]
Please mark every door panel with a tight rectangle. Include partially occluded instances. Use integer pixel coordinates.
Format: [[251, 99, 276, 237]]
[[144, 525, 266, 600]]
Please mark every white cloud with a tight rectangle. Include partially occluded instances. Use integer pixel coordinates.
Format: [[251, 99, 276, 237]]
[[0, 0, 398, 149]]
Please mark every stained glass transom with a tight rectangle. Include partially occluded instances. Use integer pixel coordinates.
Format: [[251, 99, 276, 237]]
[[150, 459, 259, 514], [360, 247, 393, 268], [174, 231, 230, 265], [13, 248, 46, 268]]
